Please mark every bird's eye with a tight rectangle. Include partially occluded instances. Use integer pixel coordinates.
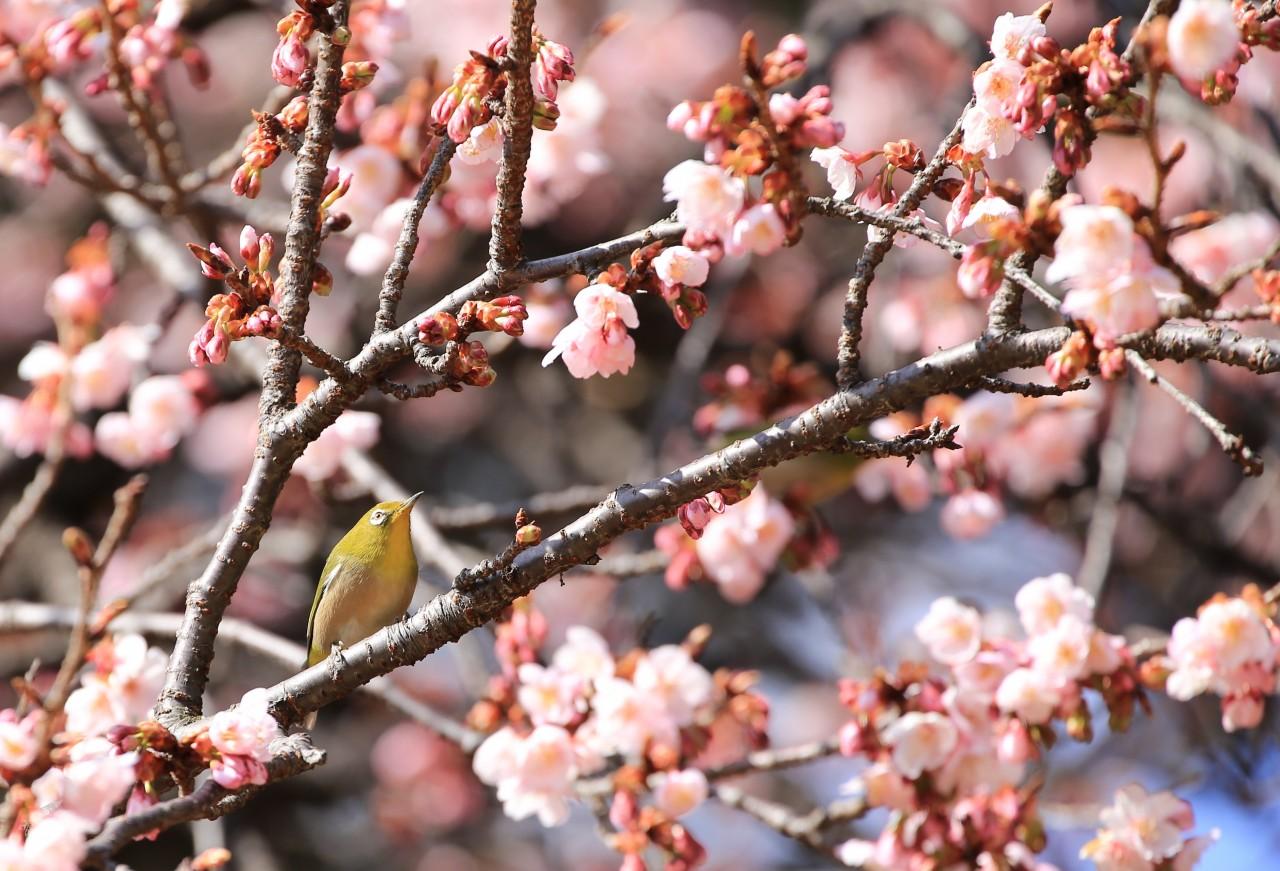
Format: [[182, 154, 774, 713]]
[[370, 510, 387, 526]]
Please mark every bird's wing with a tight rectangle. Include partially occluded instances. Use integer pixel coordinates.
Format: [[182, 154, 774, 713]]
[[305, 558, 342, 663]]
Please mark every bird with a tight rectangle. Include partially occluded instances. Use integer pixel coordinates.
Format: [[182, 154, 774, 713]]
[[304, 493, 422, 699]]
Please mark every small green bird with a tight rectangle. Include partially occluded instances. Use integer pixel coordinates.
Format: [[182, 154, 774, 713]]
[[305, 493, 422, 672]]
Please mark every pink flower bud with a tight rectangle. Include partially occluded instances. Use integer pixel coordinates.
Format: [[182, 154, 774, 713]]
[[418, 312, 459, 346], [239, 225, 260, 264], [271, 32, 309, 88]]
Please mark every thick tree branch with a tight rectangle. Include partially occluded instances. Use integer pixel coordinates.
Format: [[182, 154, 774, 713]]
[[256, 323, 1280, 727]]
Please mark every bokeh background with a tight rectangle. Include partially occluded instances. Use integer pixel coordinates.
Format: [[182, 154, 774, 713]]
[[2, 0, 1280, 868]]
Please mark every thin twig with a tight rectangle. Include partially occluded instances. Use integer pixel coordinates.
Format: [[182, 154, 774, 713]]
[[968, 376, 1091, 396], [373, 138, 457, 333], [828, 418, 961, 463], [1078, 380, 1139, 601], [836, 106, 970, 389], [1126, 351, 1264, 476]]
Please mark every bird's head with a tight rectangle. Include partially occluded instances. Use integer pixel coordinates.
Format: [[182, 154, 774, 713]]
[[347, 492, 421, 551]]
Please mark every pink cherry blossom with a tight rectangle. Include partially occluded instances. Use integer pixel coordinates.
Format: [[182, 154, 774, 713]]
[[455, 118, 503, 165], [994, 667, 1059, 724], [662, 160, 746, 239], [881, 711, 959, 779], [209, 752, 269, 789], [915, 597, 983, 666], [32, 739, 139, 828], [588, 676, 678, 757], [1028, 615, 1093, 681], [1165, 598, 1275, 704], [1088, 784, 1198, 864], [693, 485, 794, 603], [728, 202, 786, 257], [1046, 205, 1135, 286], [516, 663, 583, 726], [543, 282, 641, 379], [1167, 0, 1241, 83], [64, 634, 166, 736], [1015, 574, 1095, 636], [129, 375, 200, 448], [989, 13, 1046, 61], [294, 410, 382, 481], [974, 58, 1026, 113], [632, 645, 716, 727], [550, 626, 615, 684], [961, 103, 1017, 159], [0, 710, 41, 771], [69, 326, 151, 411], [859, 761, 916, 810], [940, 489, 1005, 539], [652, 768, 708, 818], [652, 245, 710, 287], [474, 725, 580, 827], [962, 195, 1022, 238], [810, 146, 862, 200], [208, 688, 281, 762], [1061, 266, 1175, 346], [18, 811, 88, 871]]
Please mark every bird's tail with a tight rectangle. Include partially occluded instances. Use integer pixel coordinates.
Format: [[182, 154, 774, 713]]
[[301, 647, 319, 730]]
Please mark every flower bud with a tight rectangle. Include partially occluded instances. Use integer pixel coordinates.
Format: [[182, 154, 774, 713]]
[[187, 242, 235, 279], [418, 312, 458, 346], [311, 262, 332, 297], [63, 527, 94, 566], [340, 60, 378, 92], [514, 523, 542, 546], [239, 225, 261, 265]]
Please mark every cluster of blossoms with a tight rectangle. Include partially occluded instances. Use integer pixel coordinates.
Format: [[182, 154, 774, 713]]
[[663, 33, 840, 261], [541, 242, 714, 380], [0, 0, 208, 186], [1144, 586, 1280, 732], [656, 484, 800, 604], [431, 26, 574, 144], [957, 10, 1142, 174], [0, 226, 206, 469], [856, 387, 1098, 540], [810, 138, 938, 241], [188, 689, 283, 789], [469, 608, 767, 868], [831, 573, 1203, 869], [0, 634, 167, 870], [1080, 784, 1216, 871]]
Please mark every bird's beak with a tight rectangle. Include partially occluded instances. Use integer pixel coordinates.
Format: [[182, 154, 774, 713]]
[[398, 491, 424, 515]]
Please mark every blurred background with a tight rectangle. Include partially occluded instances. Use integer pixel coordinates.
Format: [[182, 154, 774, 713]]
[[2, 0, 1280, 868]]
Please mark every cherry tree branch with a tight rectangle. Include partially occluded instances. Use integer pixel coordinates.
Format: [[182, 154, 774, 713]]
[[835, 107, 970, 389], [488, 0, 539, 272], [254, 323, 1280, 728], [373, 138, 458, 334], [81, 734, 326, 869]]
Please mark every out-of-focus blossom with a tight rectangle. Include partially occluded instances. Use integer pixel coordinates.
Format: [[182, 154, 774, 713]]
[[1081, 784, 1212, 869], [881, 711, 958, 779], [473, 725, 580, 827], [915, 597, 983, 665], [293, 411, 381, 481], [516, 663, 583, 727], [0, 709, 42, 771], [1167, 0, 1241, 83], [550, 626, 615, 684], [65, 634, 166, 737], [940, 489, 1005, 539], [728, 202, 786, 256], [632, 645, 716, 727], [652, 769, 708, 818], [32, 739, 139, 829], [693, 485, 794, 603], [1015, 573, 1096, 636]]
